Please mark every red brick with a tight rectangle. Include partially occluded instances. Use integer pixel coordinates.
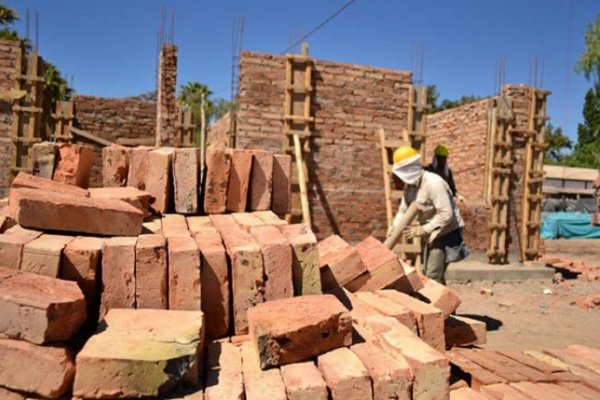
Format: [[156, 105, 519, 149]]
[[445, 315, 487, 348], [241, 342, 287, 400], [195, 231, 230, 339], [147, 147, 175, 214], [249, 150, 274, 211], [393, 263, 424, 293], [378, 289, 445, 352], [318, 234, 366, 290], [279, 224, 322, 295], [74, 309, 204, 398], [0, 338, 75, 398], [227, 149, 253, 212], [168, 236, 201, 310], [10, 187, 143, 236], [135, 234, 168, 309], [102, 144, 129, 187], [162, 213, 191, 238], [250, 225, 294, 300], [417, 276, 462, 318], [247, 295, 351, 368], [479, 384, 534, 400], [204, 341, 244, 400], [53, 143, 94, 188], [351, 342, 412, 400], [100, 237, 136, 317], [0, 386, 27, 400], [127, 146, 152, 191], [345, 236, 405, 292], [88, 186, 152, 217], [317, 347, 373, 400], [187, 215, 214, 235], [253, 210, 288, 226], [379, 326, 450, 400], [450, 387, 490, 400], [0, 267, 86, 344], [21, 234, 73, 277], [353, 291, 417, 334], [204, 148, 232, 214], [280, 361, 328, 400], [213, 214, 265, 334], [61, 236, 104, 322], [173, 148, 199, 214], [232, 211, 265, 231], [12, 171, 89, 197], [0, 231, 41, 270], [272, 154, 291, 215]]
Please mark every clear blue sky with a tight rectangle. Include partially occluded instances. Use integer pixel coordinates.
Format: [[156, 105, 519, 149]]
[[5, 0, 600, 141]]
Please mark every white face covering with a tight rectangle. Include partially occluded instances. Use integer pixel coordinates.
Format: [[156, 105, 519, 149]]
[[392, 154, 423, 185]]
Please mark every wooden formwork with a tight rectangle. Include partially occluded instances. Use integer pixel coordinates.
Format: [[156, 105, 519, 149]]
[[52, 100, 73, 142], [486, 96, 514, 264], [283, 44, 312, 227], [10, 50, 45, 179], [520, 88, 549, 262], [407, 85, 428, 157], [175, 106, 196, 147]]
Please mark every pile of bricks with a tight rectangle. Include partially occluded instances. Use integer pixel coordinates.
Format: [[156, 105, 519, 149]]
[[447, 346, 600, 399]]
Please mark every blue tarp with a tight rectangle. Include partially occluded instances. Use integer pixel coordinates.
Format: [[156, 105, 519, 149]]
[[540, 212, 600, 239]]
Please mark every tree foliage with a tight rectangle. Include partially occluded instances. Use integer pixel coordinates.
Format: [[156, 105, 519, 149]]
[[577, 14, 600, 83], [43, 62, 72, 102], [177, 81, 232, 125], [0, 3, 19, 41], [544, 123, 573, 164], [426, 84, 482, 113]]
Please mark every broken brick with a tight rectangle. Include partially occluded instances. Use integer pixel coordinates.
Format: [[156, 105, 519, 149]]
[[53, 143, 94, 188]]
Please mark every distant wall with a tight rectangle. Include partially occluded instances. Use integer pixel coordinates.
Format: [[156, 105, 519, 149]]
[[425, 99, 490, 202], [0, 40, 22, 197], [236, 51, 412, 242], [72, 95, 156, 187]]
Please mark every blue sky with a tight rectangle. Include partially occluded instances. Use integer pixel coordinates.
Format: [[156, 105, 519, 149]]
[[5, 0, 600, 141]]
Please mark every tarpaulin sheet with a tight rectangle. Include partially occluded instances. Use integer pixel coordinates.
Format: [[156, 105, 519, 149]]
[[541, 212, 600, 239]]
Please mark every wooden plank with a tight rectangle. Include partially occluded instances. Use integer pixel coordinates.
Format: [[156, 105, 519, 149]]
[[71, 127, 113, 146], [379, 127, 393, 227]]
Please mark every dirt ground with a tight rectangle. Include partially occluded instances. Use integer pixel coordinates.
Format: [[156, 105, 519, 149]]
[[447, 239, 600, 351]]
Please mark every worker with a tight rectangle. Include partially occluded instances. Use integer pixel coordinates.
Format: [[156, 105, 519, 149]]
[[425, 144, 466, 203], [387, 145, 467, 284]]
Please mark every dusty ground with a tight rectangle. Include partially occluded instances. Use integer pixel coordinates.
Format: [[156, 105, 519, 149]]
[[448, 239, 600, 351]]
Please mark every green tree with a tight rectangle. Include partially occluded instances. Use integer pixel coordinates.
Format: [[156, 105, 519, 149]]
[[0, 3, 19, 41], [576, 13, 600, 83], [576, 81, 600, 147], [544, 123, 573, 164], [426, 84, 482, 113], [177, 81, 231, 125], [44, 62, 72, 102]]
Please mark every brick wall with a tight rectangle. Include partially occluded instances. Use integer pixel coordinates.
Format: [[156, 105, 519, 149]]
[[156, 44, 178, 147], [425, 99, 491, 202], [208, 111, 230, 149], [236, 51, 412, 243], [0, 40, 22, 198], [72, 95, 156, 187]]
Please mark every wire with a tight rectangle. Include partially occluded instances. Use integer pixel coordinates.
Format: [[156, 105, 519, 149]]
[[281, 0, 358, 54]]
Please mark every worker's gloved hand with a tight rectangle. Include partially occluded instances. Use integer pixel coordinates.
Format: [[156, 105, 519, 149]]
[[403, 225, 426, 239]]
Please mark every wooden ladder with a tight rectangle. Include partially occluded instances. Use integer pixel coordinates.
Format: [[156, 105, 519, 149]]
[[11, 50, 45, 179], [283, 43, 313, 227], [520, 88, 549, 262], [487, 96, 514, 264], [379, 127, 422, 268], [407, 85, 428, 158], [52, 101, 74, 142]]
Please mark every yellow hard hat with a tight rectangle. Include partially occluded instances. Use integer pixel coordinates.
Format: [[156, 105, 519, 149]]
[[393, 146, 419, 164], [434, 144, 449, 157]]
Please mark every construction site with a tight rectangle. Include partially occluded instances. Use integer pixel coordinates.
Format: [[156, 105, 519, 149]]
[[1, 1, 600, 399]]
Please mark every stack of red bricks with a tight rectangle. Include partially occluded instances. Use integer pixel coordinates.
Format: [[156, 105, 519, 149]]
[[200, 286, 483, 400], [447, 345, 600, 399]]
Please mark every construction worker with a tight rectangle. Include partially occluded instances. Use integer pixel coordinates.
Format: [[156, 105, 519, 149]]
[[426, 144, 466, 203], [387, 146, 467, 284]]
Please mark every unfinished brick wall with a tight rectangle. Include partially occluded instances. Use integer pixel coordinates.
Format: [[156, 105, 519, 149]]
[[236, 51, 412, 242], [156, 44, 178, 147], [425, 99, 490, 202], [72, 95, 156, 187], [0, 40, 22, 198], [425, 84, 542, 257]]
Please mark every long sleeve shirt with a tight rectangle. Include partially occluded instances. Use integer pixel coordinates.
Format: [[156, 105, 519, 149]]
[[392, 171, 463, 243]]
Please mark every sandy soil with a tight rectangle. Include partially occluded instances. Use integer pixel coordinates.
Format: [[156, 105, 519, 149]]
[[447, 239, 600, 351]]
